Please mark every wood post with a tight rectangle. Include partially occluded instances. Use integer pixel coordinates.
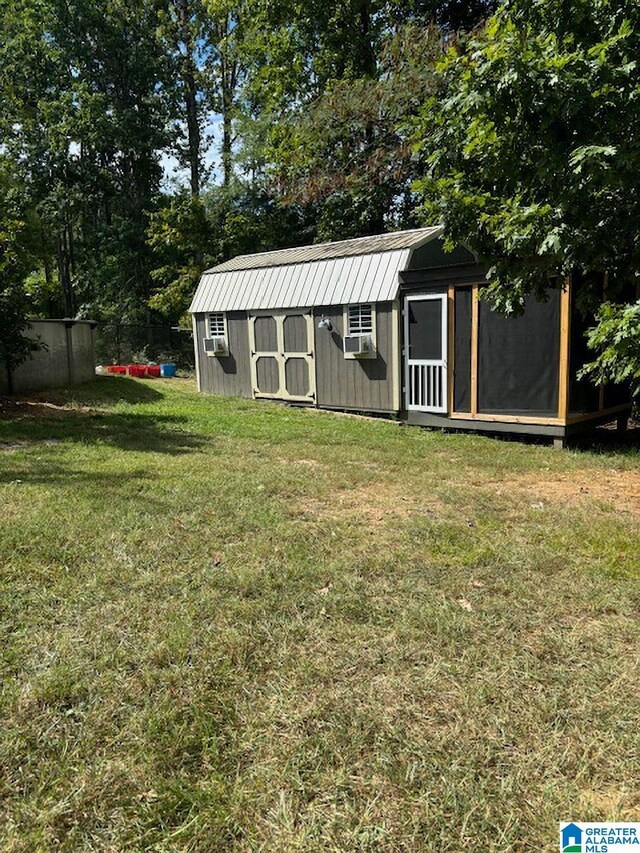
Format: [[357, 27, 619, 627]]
[[617, 413, 629, 435], [557, 276, 571, 421]]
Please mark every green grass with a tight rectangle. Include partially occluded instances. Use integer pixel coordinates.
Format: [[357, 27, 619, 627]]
[[1, 377, 639, 851]]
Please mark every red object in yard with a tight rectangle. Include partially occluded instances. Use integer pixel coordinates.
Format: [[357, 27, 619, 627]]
[[127, 364, 147, 378], [106, 365, 127, 375], [146, 365, 161, 378]]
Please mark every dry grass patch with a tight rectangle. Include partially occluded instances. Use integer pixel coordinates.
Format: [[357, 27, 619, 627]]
[[293, 481, 444, 526], [487, 468, 640, 517], [578, 786, 640, 821]]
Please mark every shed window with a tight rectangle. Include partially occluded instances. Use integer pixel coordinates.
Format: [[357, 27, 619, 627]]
[[208, 312, 226, 338], [347, 304, 373, 335]]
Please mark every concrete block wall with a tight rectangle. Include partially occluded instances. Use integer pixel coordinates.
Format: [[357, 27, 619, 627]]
[[0, 320, 97, 395]]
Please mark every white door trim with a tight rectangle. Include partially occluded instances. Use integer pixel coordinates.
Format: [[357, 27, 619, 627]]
[[404, 293, 448, 413], [248, 309, 316, 402]]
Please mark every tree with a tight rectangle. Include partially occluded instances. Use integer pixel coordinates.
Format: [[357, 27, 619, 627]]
[[161, 0, 211, 197], [0, 0, 174, 323], [205, 0, 245, 187], [240, 1, 495, 239], [147, 193, 215, 320], [0, 161, 44, 390], [580, 301, 640, 397], [264, 24, 444, 239], [413, 0, 640, 313]]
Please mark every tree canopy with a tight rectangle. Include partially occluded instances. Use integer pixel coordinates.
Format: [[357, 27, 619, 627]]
[[413, 0, 640, 312]]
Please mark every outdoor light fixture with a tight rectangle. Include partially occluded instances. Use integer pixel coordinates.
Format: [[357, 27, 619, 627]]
[[317, 317, 333, 331]]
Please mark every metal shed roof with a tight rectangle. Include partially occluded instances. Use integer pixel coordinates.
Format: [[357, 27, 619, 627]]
[[189, 226, 441, 313]]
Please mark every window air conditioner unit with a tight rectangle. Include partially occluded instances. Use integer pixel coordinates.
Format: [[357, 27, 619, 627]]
[[204, 336, 229, 357], [344, 334, 375, 358]]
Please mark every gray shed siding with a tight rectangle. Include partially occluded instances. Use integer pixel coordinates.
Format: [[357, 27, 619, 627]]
[[195, 312, 252, 397], [313, 302, 398, 413]]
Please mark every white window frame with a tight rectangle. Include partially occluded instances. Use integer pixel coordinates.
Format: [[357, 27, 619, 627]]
[[204, 312, 229, 357], [343, 303, 376, 359], [207, 312, 227, 339]]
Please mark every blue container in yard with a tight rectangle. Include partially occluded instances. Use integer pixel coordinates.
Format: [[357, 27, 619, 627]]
[[160, 363, 177, 378]]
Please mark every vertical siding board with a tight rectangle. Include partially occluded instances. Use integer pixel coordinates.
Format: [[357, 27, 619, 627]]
[[283, 315, 307, 352], [198, 312, 251, 398], [312, 302, 395, 412]]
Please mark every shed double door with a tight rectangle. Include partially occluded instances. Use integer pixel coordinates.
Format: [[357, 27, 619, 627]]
[[404, 294, 448, 413], [248, 309, 316, 402]]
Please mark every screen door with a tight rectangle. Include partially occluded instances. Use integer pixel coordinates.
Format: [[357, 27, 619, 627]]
[[404, 294, 448, 413]]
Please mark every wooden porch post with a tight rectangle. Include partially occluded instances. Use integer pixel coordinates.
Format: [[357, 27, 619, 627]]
[[557, 276, 571, 421]]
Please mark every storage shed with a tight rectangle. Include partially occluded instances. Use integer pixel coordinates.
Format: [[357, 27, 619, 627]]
[[189, 227, 631, 445]]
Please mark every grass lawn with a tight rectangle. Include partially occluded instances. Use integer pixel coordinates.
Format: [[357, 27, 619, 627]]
[[1, 377, 639, 851]]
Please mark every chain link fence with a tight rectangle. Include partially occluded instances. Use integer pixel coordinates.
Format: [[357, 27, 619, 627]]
[[95, 324, 194, 370]]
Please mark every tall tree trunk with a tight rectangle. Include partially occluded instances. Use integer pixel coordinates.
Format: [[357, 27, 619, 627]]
[[358, 0, 376, 78], [178, 0, 201, 197], [359, 0, 381, 234], [5, 357, 14, 396], [185, 67, 200, 196], [221, 82, 232, 187], [57, 228, 74, 318], [217, 12, 238, 188]]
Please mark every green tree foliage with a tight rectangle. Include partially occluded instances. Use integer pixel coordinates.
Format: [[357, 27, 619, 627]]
[[147, 194, 215, 320], [581, 301, 640, 396], [413, 0, 640, 313], [0, 0, 173, 322], [148, 177, 315, 319], [265, 24, 444, 239], [242, 1, 495, 238], [0, 161, 44, 385]]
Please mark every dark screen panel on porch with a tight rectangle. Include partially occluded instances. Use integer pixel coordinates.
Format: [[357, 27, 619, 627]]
[[407, 300, 442, 360], [453, 287, 472, 412], [478, 293, 560, 416]]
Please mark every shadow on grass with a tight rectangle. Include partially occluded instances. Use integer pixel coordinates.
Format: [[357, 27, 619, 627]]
[[0, 461, 154, 486], [26, 375, 167, 407], [571, 421, 640, 456], [0, 380, 206, 459], [0, 411, 205, 456]]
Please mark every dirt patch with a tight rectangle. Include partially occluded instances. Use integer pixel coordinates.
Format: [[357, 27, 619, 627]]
[[295, 482, 443, 525], [278, 457, 323, 469], [579, 785, 640, 819], [302, 407, 400, 425], [0, 398, 95, 420], [490, 469, 640, 518]]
